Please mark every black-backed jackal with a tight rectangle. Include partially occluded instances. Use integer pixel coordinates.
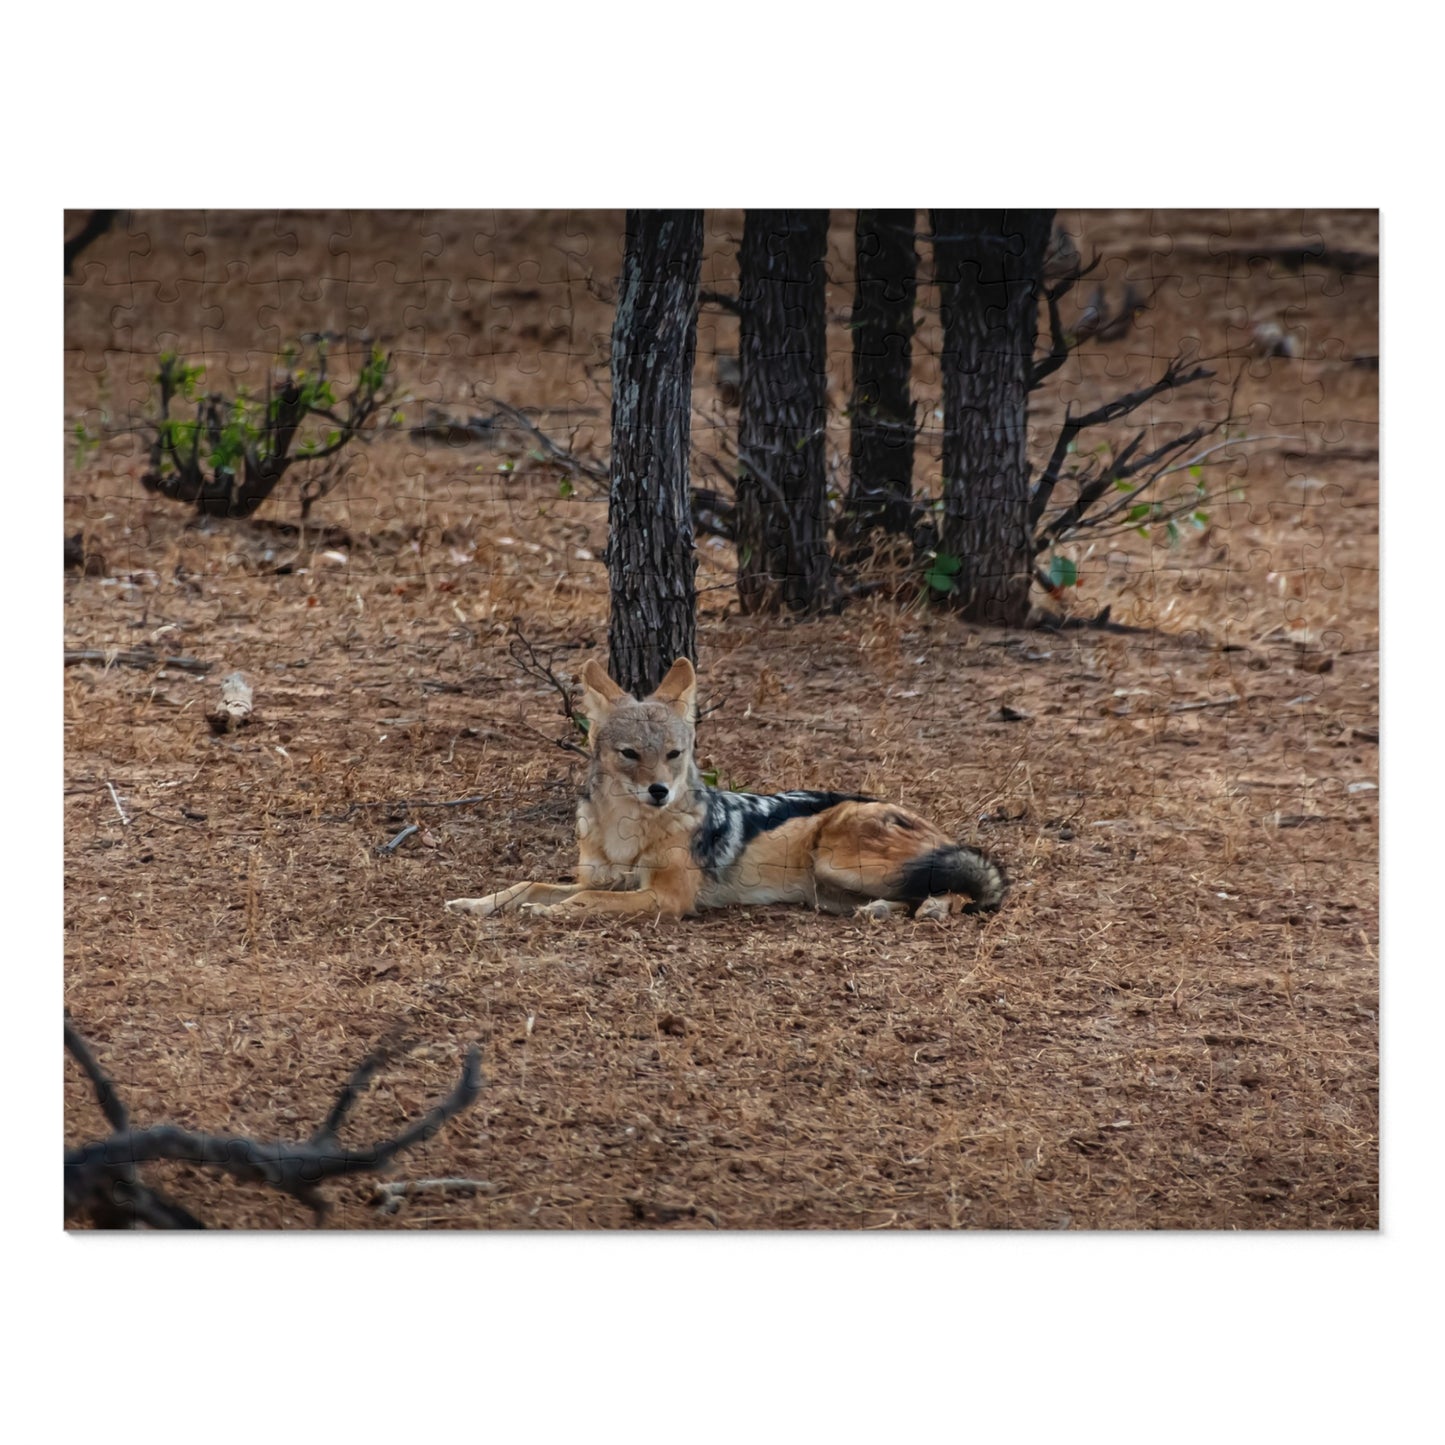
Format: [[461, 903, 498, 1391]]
[[445, 658, 1005, 922]]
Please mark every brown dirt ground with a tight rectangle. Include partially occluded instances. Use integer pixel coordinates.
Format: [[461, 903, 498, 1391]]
[[63, 209, 1378, 1229]]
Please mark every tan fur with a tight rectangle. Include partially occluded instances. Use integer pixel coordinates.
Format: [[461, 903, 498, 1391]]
[[445, 657, 1000, 922]]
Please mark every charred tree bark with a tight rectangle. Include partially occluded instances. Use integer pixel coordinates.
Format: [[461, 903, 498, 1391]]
[[931, 209, 1054, 627], [735, 210, 835, 614], [843, 209, 917, 546], [64, 209, 118, 275], [606, 210, 703, 699]]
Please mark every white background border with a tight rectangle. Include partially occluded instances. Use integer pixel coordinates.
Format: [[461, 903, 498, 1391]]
[[11, 4, 1431, 1440]]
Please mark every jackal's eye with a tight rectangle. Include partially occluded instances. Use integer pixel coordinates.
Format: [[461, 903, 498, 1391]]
[[619, 747, 641, 761], [666, 749, 681, 760]]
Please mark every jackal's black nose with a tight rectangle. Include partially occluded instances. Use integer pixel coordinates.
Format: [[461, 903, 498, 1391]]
[[648, 783, 670, 805]]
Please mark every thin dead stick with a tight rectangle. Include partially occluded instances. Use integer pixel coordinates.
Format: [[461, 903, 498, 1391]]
[[507, 623, 589, 733], [486, 398, 609, 485], [105, 781, 131, 826], [66, 648, 214, 675], [1115, 698, 1241, 717], [514, 718, 589, 757], [1166, 698, 1241, 715]]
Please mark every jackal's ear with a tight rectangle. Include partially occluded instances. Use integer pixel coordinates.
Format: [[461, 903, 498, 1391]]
[[577, 658, 628, 735], [649, 657, 697, 724]]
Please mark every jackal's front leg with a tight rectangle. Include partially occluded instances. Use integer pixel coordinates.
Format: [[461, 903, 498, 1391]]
[[520, 875, 698, 920], [445, 882, 583, 918]]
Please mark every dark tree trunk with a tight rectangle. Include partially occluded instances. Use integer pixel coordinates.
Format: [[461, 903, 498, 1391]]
[[606, 209, 703, 699], [843, 209, 917, 546], [735, 209, 835, 614], [931, 209, 1053, 627], [64, 209, 118, 275]]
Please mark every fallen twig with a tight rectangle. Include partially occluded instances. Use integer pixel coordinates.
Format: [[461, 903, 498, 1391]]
[[1110, 697, 1242, 718], [1167, 697, 1240, 714], [104, 781, 131, 827], [65, 648, 214, 675]]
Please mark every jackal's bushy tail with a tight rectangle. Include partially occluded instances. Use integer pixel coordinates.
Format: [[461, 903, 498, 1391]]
[[893, 844, 1006, 913]]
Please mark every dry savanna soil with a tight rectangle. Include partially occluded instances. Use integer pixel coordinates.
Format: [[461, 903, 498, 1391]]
[[63, 209, 1378, 1229]]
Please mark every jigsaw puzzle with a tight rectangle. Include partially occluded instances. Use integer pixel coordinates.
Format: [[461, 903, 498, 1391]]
[[62, 209, 1379, 1229]]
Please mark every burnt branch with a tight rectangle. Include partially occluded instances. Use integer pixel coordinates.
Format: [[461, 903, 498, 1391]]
[[1069, 435, 1292, 543], [65, 1021, 483, 1227], [1029, 251, 1102, 390], [1028, 358, 1216, 540], [485, 397, 609, 488], [1071, 359, 1214, 433], [1028, 404, 1082, 531], [1041, 424, 1213, 544], [64, 1018, 128, 1132], [508, 623, 591, 738]]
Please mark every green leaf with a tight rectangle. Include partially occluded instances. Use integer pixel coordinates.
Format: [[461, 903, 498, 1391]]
[[924, 550, 963, 595], [1188, 465, 1202, 480], [558, 477, 574, 499], [1047, 555, 1079, 589], [1166, 520, 1181, 547], [1113, 478, 1134, 492], [1191, 510, 1209, 528], [1127, 503, 1151, 522]]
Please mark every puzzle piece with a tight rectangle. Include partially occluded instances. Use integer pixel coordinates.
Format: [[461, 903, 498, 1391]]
[[63, 209, 1378, 1232]]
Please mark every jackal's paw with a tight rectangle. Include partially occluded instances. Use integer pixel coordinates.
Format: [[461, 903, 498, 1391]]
[[446, 894, 501, 917], [854, 899, 898, 922], [914, 895, 952, 923], [516, 901, 558, 919]]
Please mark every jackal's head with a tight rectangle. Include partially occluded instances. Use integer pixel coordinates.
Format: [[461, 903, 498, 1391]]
[[578, 657, 697, 809]]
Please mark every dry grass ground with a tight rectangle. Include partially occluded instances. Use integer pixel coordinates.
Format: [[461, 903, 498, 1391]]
[[62, 209, 1378, 1228]]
